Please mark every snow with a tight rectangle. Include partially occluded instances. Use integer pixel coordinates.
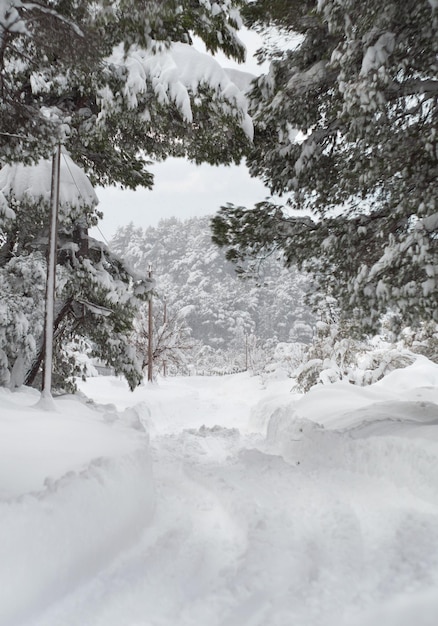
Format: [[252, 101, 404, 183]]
[[360, 32, 395, 76], [0, 189, 15, 220], [102, 41, 254, 140], [0, 1, 27, 38], [0, 148, 98, 210], [421, 211, 438, 232], [1, 358, 438, 625], [224, 67, 255, 94], [287, 60, 328, 91]]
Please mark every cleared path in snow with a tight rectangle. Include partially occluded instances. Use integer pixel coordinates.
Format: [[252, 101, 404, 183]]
[[28, 374, 438, 626]]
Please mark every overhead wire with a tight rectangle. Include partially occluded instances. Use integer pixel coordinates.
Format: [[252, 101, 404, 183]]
[[61, 150, 111, 247]]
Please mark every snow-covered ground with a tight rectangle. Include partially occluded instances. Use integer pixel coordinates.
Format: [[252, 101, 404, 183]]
[[1, 357, 438, 626]]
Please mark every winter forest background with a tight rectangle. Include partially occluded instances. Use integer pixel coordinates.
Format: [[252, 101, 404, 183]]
[[111, 216, 437, 387], [111, 216, 314, 377], [0, 0, 437, 393]]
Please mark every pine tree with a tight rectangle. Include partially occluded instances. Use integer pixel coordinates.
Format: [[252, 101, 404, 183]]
[[0, 153, 152, 390], [212, 0, 438, 332], [0, 0, 252, 184]]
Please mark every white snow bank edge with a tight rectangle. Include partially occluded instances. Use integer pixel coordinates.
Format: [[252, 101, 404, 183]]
[[0, 447, 154, 626]]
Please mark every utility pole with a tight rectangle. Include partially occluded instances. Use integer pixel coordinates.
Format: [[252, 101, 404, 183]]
[[147, 263, 153, 383], [41, 144, 61, 403], [163, 297, 167, 377]]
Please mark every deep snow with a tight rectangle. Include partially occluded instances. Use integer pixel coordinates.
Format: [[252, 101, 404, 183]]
[[1, 357, 438, 626]]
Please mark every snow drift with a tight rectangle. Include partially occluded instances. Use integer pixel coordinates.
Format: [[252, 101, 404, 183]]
[[0, 390, 154, 626]]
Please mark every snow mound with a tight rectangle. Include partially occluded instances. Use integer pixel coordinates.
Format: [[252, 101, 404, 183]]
[[265, 406, 341, 468], [373, 355, 438, 390], [100, 401, 155, 434], [263, 361, 438, 504], [249, 393, 297, 434], [0, 390, 154, 626], [289, 356, 438, 430], [266, 408, 324, 445], [1, 450, 154, 626]]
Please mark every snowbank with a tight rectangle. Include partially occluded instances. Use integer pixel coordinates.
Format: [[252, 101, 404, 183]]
[[257, 356, 438, 434], [264, 357, 438, 507], [0, 389, 154, 626]]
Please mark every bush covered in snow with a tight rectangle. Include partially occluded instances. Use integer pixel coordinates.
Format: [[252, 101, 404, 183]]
[[292, 319, 425, 392]]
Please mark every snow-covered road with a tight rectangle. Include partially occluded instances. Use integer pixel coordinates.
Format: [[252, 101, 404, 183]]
[[21, 366, 438, 626]]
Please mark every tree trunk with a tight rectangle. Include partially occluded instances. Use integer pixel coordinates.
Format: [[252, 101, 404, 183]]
[[23, 298, 72, 387]]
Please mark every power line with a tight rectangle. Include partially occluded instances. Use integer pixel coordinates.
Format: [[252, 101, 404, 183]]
[[95, 224, 110, 246], [61, 150, 111, 246]]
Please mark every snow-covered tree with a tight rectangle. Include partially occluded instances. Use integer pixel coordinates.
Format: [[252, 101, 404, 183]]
[[0, 252, 46, 386], [111, 216, 315, 373], [212, 0, 438, 332], [0, 0, 253, 185], [395, 321, 438, 363], [294, 299, 416, 392], [0, 153, 152, 390]]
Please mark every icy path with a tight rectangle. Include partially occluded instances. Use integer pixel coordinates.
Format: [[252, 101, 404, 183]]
[[26, 373, 438, 626]]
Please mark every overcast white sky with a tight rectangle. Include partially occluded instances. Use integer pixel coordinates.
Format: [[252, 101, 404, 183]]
[[94, 159, 270, 240], [93, 29, 271, 241]]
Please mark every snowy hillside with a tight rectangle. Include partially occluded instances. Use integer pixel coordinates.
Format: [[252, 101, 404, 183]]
[[1, 357, 438, 625], [110, 216, 315, 348]]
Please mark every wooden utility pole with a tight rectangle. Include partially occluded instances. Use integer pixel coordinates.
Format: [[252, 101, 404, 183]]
[[147, 263, 153, 382], [41, 144, 61, 402], [163, 297, 167, 377]]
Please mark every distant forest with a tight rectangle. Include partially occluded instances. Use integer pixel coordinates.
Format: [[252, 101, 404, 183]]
[[111, 216, 315, 364]]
